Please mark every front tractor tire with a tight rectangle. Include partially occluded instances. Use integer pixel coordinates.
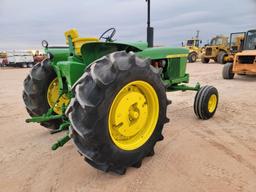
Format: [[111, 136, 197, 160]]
[[66, 51, 169, 175], [222, 63, 234, 79], [23, 59, 68, 129], [188, 52, 197, 63], [194, 86, 219, 120]]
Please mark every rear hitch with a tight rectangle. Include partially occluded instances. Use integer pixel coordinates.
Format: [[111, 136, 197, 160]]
[[51, 133, 71, 151], [25, 114, 63, 123], [51, 122, 71, 150], [25, 93, 70, 124]]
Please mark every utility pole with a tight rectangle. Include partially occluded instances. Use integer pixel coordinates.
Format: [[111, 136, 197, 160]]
[[196, 30, 200, 39], [146, 0, 154, 47]]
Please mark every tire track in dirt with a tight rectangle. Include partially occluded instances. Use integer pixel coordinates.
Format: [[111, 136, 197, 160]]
[[21, 153, 50, 192], [164, 105, 253, 191], [190, 128, 256, 176], [189, 129, 252, 192]]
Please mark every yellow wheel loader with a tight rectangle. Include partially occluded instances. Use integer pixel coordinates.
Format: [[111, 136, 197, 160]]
[[201, 32, 245, 64], [183, 30, 203, 63]]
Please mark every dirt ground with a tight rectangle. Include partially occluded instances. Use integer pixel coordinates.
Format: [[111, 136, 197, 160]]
[[0, 62, 256, 192]]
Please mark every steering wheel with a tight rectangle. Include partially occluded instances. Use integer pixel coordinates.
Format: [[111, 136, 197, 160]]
[[100, 28, 116, 42]]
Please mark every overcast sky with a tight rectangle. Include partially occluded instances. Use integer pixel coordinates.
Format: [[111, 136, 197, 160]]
[[0, 0, 256, 50]]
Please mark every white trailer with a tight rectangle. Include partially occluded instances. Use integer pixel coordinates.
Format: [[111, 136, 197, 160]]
[[6, 50, 34, 68]]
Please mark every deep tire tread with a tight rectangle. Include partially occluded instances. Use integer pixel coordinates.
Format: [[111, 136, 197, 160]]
[[22, 59, 61, 130], [67, 51, 168, 174], [194, 85, 219, 120], [222, 63, 234, 79]]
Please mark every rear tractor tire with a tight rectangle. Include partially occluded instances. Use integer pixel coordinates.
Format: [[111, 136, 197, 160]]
[[194, 86, 219, 120], [23, 59, 70, 129], [66, 51, 170, 175], [222, 63, 234, 79], [188, 52, 197, 63], [201, 56, 210, 64]]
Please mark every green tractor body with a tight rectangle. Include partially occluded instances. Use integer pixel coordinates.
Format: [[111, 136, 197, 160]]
[[23, 1, 219, 174], [44, 39, 189, 92]]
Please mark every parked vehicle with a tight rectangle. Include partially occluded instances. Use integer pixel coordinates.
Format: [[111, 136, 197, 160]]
[[182, 30, 204, 63], [223, 29, 256, 79], [201, 35, 229, 63], [201, 32, 245, 64], [5, 50, 34, 68]]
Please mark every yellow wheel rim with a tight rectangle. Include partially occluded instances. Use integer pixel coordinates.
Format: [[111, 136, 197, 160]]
[[208, 94, 217, 113], [47, 78, 70, 115], [108, 81, 159, 151]]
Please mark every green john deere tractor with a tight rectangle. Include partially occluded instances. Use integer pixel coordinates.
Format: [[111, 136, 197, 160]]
[[23, 1, 219, 175]]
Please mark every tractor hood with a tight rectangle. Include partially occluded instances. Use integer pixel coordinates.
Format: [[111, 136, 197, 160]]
[[81, 42, 188, 65], [117, 41, 148, 51], [136, 47, 188, 60], [81, 41, 148, 65]]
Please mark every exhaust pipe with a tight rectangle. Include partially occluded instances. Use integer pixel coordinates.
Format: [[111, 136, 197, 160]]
[[146, 0, 154, 47]]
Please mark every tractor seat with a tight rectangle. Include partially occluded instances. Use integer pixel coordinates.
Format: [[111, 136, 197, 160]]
[[64, 28, 99, 55]]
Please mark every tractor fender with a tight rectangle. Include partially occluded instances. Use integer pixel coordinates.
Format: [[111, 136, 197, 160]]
[[81, 42, 145, 65]]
